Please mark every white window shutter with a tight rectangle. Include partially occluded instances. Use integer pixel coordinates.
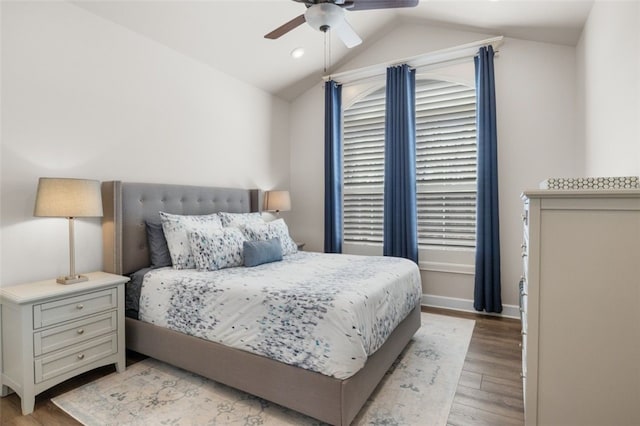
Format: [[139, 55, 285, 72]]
[[343, 79, 477, 249], [343, 86, 386, 244]]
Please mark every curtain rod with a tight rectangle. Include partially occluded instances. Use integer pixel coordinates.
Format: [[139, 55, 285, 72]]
[[323, 35, 504, 84]]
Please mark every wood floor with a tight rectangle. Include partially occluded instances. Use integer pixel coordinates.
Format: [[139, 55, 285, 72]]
[[423, 307, 525, 426], [0, 308, 524, 426]]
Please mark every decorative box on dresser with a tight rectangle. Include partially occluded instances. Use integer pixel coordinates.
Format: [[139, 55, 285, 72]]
[[0, 271, 128, 415], [520, 189, 640, 426]]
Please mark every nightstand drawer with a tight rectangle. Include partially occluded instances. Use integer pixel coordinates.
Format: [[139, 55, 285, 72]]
[[33, 288, 117, 329], [34, 334, 117, 384], [34, 311, 117, 356]]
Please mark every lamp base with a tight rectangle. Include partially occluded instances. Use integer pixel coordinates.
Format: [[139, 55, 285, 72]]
[[56, 275, 89, 285]]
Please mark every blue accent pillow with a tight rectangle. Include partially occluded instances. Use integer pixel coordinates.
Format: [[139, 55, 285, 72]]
[[243, 238, 283, 267], [146, 221, 172, 268]]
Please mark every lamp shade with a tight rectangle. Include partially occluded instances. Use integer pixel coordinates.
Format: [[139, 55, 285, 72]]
[[264, 190, 291, 212], [34, 178, 103, 218]]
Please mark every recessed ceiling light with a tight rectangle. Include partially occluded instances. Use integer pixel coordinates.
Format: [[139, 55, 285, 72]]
[[290, 47, 305, 59]]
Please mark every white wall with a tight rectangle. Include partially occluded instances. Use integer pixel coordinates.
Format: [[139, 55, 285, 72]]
[[289, 23, 581, 310], [0, 2, 290, 287], [577, 1, 640, 176]]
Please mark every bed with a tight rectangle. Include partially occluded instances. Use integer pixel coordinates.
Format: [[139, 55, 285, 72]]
[[101, 180, 422, 425]]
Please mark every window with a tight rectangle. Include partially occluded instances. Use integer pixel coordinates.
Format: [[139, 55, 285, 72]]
[[343, 78, 477, 254]]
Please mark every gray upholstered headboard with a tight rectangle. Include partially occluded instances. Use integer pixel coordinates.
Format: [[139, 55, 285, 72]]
[[102, 181, 261, 275]]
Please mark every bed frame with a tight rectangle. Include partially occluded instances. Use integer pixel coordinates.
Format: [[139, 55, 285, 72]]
[[101, 180, 421, 425]]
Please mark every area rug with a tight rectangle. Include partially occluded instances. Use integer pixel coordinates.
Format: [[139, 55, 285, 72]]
[[52, 313, 474, 426]]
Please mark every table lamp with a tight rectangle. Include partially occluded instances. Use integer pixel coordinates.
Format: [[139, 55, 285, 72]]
[[264, 190, 291, 215], [34, 177, 103, 284]]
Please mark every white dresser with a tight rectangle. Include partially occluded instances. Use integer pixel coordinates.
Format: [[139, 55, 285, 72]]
[[520, 189, 640, 426], [0, 272, 128, 415]]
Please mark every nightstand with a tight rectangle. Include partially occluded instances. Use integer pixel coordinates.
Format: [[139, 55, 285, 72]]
[[0, 271, 128, 415]]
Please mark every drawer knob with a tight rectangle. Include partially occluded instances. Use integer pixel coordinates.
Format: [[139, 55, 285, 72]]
[[77, 328, 85, 335], [76, 304, 84, 310], [77, 353, 85, 360]]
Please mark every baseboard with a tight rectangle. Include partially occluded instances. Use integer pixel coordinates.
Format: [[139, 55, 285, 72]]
[[421, 294, 520, 319]]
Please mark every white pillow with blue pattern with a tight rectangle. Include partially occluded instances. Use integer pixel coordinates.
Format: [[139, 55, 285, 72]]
[[218, 212, 264, 229], [243, 218, 298, 256], [159, 211, 223, 269], [188, 227, 247, 271]]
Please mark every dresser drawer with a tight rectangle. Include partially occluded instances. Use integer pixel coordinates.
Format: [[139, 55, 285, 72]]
[[34, 311, 117, 356], [33, 288, 117, 329], [34, 334, 117, 384]]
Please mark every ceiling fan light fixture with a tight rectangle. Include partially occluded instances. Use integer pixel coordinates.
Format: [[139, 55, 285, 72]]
[[304, 3, 345, 33]]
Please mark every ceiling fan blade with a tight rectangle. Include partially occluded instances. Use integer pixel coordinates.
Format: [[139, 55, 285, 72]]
[[264, 14, 306, 39], [334, 19, 362, 48], [347, 0, 419, 11]]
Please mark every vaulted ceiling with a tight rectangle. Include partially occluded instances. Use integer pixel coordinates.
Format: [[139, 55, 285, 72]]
[[73, 0, 594, 101]]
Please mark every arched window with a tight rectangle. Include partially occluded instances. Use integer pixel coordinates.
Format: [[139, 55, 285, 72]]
[[343, 78, 477, 253]]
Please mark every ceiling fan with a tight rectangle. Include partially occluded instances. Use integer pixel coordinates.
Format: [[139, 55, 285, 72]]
[[264, 0, 419, 48]]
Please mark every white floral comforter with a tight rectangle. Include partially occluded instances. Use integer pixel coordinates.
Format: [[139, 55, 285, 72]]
[[139, 251, 422, 379]]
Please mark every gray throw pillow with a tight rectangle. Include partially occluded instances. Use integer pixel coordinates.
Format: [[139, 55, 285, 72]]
[[146, 221, 172, 268], [243, 238, 283, 267]]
